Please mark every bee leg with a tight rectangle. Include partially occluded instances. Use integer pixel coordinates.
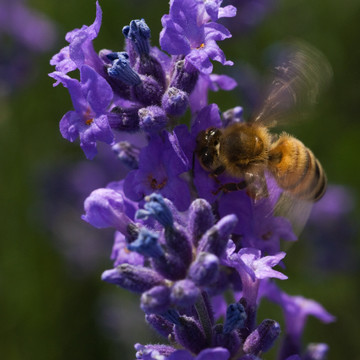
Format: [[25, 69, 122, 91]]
[[208, 165, 226, 185], [212, 180, 248, 195]]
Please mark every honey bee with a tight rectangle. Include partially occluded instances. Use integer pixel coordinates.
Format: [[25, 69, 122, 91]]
[[195, 41, 332, 203]]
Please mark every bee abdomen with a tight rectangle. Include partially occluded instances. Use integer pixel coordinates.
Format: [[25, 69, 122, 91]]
[[269, 136, 327, 201]]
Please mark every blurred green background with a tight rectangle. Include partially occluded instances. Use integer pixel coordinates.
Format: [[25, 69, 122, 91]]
[[0, 0, 359, 359]]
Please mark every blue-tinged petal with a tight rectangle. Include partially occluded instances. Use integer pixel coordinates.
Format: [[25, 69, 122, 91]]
[[204, 22, 232, 42], [50, 46, 76, 77], [80, 65, 113, 114], [204, 40, 233, 66], [49, 71, 88, 113], [65, 1, 102, 42], [190, 103, 222, 135], [218, 5, 237, 19], [79, 130, 98, 159], [209, 74, 237, 91], [187, 48, 213, 74], [160, 15, 191, 55], [92, 115, 114, 143], [59, 110, 80, 142]]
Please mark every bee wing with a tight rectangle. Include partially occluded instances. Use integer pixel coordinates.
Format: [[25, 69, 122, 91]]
[[274, 191, 313, 237], [250, 40, 332, 127]]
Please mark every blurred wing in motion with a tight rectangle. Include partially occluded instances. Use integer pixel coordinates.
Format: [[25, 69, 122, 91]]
[[251, 40, 333, 127], [274, 191, 313, 237]]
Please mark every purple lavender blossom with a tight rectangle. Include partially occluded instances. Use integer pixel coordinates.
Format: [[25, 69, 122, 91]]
[[160, 0, 235, 74], [259, 280, 335, 359], [50, 1, 102, 77], [49, 65, 114, 159], [50, 1, 336, 359], [123, 134, 191, 211]]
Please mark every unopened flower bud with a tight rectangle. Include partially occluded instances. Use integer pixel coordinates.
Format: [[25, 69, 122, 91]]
[[174, 316, 207, 354], [132, 75, 164, 106], [107, 52, 141, 85], [128, 228, 164, 258], [123, 19, 151, 56], [212, 324, 241, 357], [145, 314, 174, 338], [170, 280, 200, 308], [136, 193, 173, 228], [188, 252, 219, 287], [141, 285, 171, 314], [101, 264, 164, 293], [138, 106, 167, 133], [198, 214, 238, 257], [161, 87, 189, 116], [223, 302, 247, 334], [243, 319, 281, 356], [170, 59, 199, 94], [82, 188, 133, 234], [188, 198, 215, 247]]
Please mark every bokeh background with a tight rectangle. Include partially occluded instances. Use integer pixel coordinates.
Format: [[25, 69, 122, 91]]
[[0, 0, 359, 359]]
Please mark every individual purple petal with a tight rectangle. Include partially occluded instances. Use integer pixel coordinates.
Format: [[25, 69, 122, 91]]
[[50, 46, 76, 76], [237, 248, 287, 281], [191, 103, 222, 135], [49, 71, 87, 113], [80, 65, 113, 114], [209, 74, 237, 91], [218, 5, 237, 19], [59, 111, 81, 142], [160, 15, 191, 55], [204, 22, 232, 42]]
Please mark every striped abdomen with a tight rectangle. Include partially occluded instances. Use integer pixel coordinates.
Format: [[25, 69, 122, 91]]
[[268, 135, 327, 201]]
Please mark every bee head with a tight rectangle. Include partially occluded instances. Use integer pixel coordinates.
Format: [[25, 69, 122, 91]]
[[195, 127, 222, 171]]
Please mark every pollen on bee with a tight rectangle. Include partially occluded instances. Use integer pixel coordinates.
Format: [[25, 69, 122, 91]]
[[198, 43, 205, 49], [85, 118, 94, 126]]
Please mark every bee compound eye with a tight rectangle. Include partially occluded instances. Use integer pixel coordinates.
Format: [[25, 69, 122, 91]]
[[201, 152, 213, 168]]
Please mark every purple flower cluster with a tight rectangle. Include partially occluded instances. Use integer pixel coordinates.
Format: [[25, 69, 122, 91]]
[[50, 1, 335, 359]]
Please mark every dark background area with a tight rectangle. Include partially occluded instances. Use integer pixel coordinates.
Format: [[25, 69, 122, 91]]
[[0, 0, 359, 359]]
